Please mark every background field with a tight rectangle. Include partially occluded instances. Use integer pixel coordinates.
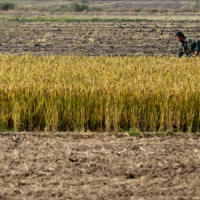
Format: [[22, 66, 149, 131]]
[[0, 13, 200, 56], [1, 0, 200, 13]]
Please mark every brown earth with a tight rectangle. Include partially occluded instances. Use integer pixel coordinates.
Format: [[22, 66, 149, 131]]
[[1, 19, 200, 56], [0, 132, 200, 200]]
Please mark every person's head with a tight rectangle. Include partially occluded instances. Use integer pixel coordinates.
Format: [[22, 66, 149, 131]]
[[175, 32, 185, 42]]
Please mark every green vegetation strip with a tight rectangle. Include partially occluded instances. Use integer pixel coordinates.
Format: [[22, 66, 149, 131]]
[[18, 18, 156, 22], [12, 17, 200, 22]]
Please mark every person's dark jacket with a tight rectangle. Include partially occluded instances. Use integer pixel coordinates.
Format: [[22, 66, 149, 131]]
[[178, 37, 200, 58]]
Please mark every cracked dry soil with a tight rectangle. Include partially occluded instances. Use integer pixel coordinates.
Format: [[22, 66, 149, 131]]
[[0, 132, 200, 200]]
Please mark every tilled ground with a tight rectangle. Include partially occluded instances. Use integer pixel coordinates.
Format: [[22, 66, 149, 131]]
[[1, 19, 200, 56], [0, 132, 200, 200]]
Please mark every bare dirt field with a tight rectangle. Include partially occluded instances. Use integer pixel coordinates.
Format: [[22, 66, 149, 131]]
[[1, 14, 200, 56], [0, 132, 200, 200]]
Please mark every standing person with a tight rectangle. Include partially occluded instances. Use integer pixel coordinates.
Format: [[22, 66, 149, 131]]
[[175, 32, 200, 58]]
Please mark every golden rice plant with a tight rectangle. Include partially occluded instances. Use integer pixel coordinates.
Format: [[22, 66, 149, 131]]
[[0, 54, 199, 132]]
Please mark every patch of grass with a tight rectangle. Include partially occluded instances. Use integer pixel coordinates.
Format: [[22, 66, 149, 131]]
[[70, 3, 89, 12], [189, 3, 197, 12], [0, 3, 15, 11], [122, 128, 140, 136]]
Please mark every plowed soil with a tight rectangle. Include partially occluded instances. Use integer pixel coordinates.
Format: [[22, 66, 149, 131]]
[[0, 132, 200, 200], [1, 19, 200, 56]]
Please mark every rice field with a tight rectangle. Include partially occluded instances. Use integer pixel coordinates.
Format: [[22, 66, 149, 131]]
[[0, 54, 199, 132]]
